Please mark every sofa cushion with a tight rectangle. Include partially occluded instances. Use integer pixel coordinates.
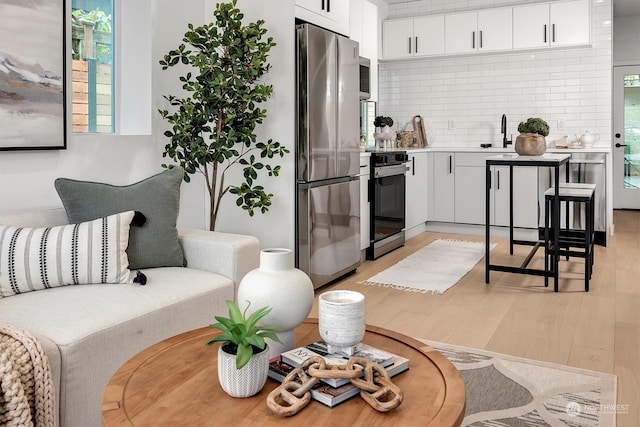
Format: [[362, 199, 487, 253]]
[[54, 167, 185, 270], [0, 211, 136, 298]]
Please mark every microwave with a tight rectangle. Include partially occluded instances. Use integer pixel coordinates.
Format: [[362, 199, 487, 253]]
[[359, 56, 371, 100]]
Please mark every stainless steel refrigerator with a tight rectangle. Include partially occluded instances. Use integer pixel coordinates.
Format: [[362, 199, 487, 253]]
[[295, 23, 361, 289]]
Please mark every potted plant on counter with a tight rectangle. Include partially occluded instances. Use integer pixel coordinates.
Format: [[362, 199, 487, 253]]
[[373, 116, 394, 133], [207, 300, 281, 398], [515, 117, 550, 156]]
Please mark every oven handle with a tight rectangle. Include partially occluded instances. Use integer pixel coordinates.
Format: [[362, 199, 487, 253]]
[[374, 164, 410, 178]]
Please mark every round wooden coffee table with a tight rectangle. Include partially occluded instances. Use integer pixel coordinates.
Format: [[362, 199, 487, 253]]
[[102, 319, 465, 426]]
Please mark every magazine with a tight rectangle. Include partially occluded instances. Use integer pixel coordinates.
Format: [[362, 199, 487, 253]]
[[281, 340, 396, 387], [268, 354, 409, 408]]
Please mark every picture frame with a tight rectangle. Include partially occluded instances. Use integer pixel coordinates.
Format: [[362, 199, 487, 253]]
[[0, 0, 67, 151]]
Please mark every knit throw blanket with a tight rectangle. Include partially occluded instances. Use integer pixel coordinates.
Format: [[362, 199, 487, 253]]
[[0, 325, 57, 427]]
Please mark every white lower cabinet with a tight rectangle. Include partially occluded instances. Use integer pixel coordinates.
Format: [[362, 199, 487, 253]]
[[429, 152, 455, 222], [405, 152, 429, 229], [432, 152, 539, 228]]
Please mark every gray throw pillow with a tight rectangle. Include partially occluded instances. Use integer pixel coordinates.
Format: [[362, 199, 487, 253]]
[[55, 167, 185, 269]]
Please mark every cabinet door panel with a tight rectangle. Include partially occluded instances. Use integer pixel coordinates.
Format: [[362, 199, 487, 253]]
[[478, 8, 512, 52], [513, 4, 549, 49], [383, 18, 414, 59], [406, 153, 429, 229], [493, 166, 539, 228], [431, 153, 455, 222], [550, 0, 590, 47], [413, 15, 445, 56], [445, 12, 477, 55], [454, 166, 486, 225], [296, 0, 322, 14]]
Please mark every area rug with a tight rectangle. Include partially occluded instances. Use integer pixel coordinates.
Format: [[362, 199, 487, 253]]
[[361, 239, 495, 294], [422, 340, 618, 427]]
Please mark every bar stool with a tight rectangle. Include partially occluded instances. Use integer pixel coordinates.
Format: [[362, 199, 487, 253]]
[[544, 183, 596, 292]]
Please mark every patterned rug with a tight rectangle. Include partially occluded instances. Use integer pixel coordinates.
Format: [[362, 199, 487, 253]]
[[361, 239, 495, 294], [422, 340, 618, 427]]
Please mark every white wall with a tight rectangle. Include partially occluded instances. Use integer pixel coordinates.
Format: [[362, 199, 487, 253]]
[[201, 1, 296, 250], [0, 0, 296, 251], [0, 1, 205, 224], [378, 0, 613, 148], [613, 14, 640, 65]]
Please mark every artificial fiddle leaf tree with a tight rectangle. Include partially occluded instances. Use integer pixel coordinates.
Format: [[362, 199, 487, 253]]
[[159, 0, 288, 231]]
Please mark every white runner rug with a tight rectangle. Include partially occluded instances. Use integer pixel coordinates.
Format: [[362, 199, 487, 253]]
[[361, 239, 495, 294]]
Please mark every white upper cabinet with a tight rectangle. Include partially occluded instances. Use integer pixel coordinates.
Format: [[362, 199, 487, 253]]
[[512, 4, 550, 49], [445, 9, 512, 55], [384, 0, 591, 60], [550, 0, 590, 47], [478, 8, 513, 52], [513, 0, 590, 49], [383, 15, 444, 59], [383, 18, 414, 59], [445, 12, 478, 55], [296, 0, 350, 36], [413, 15, 446, 56]]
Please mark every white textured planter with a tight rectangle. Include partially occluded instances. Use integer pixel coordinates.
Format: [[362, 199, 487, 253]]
[[237, 248, 314, 357], [217, 343, 269, 398], [318, 290, 365, 355]]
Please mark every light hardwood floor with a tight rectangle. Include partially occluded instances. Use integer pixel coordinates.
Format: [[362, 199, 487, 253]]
[[309, 209, 640, 426]]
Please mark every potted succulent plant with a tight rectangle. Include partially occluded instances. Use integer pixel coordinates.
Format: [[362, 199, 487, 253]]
[[373, 116, 394, 133], [207, 300, 281, 397], [515, 117, 550, 156]]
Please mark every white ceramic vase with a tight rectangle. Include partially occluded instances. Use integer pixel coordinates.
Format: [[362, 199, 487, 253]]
[[237, 248, 314, 358], [217, 343, 269, 398], [318, 290, 365, 355]]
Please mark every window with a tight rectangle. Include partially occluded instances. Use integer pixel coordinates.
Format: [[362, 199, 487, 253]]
[[71, 0, 114, 133]]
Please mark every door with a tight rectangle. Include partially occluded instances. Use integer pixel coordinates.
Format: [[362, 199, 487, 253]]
[[613, 66, 640, 209], [297, 25, 337, 182], [413, 15, 445, 56], [298, 179, 360, 288], [513, 3, 549, 49], [382, 18, 414, 59], [477, 8, 512, 52], [405, 152, 429, 229], [430, 153, 455, 222], [445, 12, 478, 55], [550, 0, 590, 47], [337, 35, 360, 178]]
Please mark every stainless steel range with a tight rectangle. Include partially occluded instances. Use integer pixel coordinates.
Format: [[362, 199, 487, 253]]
[[367, 151, 410, 260]]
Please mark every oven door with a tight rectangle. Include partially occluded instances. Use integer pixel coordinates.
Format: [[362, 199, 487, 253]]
[[372, 166, 406, 243]]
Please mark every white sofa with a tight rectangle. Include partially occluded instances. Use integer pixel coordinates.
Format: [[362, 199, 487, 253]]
[[0, 208, 260, 427]]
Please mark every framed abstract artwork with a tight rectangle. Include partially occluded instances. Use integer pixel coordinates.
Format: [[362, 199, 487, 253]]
[[0, 0, 67, 151]]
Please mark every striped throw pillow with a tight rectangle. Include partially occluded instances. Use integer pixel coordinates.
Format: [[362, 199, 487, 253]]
[[0, 211, 136, 297]]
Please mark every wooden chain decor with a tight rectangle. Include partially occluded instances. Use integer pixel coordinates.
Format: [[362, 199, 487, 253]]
[[267, 356, 403, 417]]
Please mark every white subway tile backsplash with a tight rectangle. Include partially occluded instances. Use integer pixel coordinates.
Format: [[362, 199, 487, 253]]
[[379, 0, 612, 147]]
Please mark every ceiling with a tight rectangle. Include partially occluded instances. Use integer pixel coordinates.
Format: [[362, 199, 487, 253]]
[[382, 0, 640, 17]]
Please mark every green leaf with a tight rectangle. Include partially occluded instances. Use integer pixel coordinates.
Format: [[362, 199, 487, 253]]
[[236, 344, 253, 369]]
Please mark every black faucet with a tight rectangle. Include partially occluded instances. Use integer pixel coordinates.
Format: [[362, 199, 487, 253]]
[[501, 114, 512, 148]]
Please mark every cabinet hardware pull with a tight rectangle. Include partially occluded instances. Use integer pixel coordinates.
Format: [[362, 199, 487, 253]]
[[408, 37, 412, 54], [448, 155, 452, 174], [472, 31, 475, 49], [480, 30, 483, 48], [412, 157, 416, 176], [544, 24, 547, 43], [327, 0, 330, 13], [552, 23, 555, 43], [497, 170, 500, 190], [321, 0, 325, 11], [415, 37, 418, 53]]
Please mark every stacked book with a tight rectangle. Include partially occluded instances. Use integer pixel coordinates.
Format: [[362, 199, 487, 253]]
[[268, 341, 409, 407]]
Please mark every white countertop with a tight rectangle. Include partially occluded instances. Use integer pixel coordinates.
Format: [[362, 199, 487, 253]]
[[361, 146, 611, 155]]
